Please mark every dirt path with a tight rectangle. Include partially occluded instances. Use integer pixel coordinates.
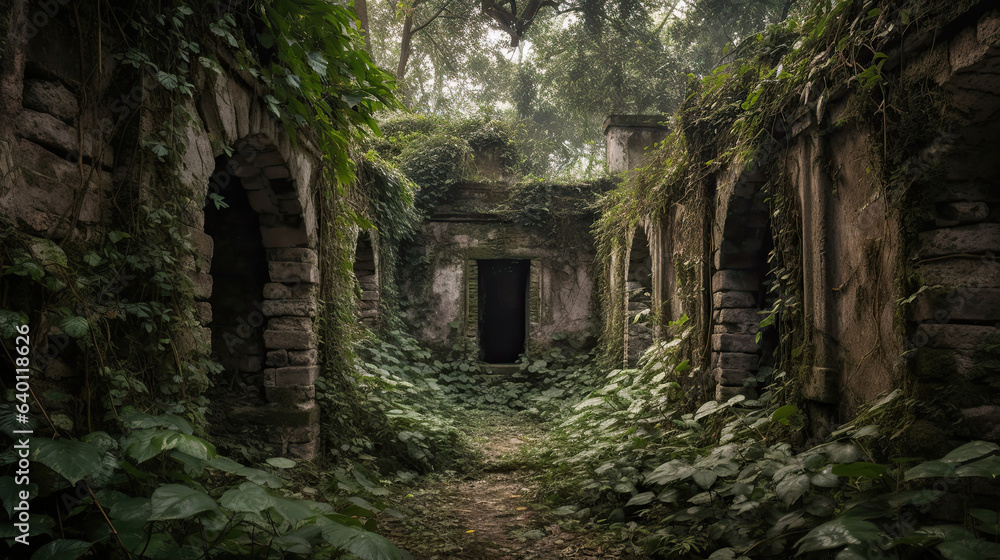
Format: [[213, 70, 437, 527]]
[[379, 410, 627, 560]]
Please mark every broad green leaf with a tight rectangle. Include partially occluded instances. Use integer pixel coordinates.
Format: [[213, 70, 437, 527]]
[[30, 539, 92, 560], [771, 404, 798, 424], [904, 460, 957, 480], [626, 492, 655, 506], [955, 455, 1000, 478], [940, 441, 998, 464], [319, 519, 403, 560], [269, 495, 315, 526], [59, 316, 89, 339], [220, 481, 272, 513], [775, 472, 810, 507], [796, 517, 880, 554], [32, 438, 103, 484], [937, 538, 1000, 560], [149, 484, 218, 520], [266, 457, 297, 469], [109, 497, 151, 522], [693, 469, 718, 489]]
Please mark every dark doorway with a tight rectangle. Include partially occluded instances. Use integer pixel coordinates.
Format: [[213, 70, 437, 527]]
[[478, 259, 530, 363], [205, 155, 269, 391]]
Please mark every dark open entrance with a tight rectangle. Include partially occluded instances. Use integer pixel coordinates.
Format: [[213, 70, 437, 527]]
[[205, 155, 268, 392], [478, 259, 530, 363]]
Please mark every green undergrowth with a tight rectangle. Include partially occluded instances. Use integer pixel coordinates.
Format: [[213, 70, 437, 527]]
[[525, 332, 1000, 559]]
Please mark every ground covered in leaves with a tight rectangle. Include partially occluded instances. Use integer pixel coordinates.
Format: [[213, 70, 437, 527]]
[[379, 410, 638, 560]]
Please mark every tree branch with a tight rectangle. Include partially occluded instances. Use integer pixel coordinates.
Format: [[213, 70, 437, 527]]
[[411, 0, 455, 35]]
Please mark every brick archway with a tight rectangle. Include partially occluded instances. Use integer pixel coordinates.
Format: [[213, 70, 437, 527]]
[[711, 171, 774, 400], [625, 226, 654, 366], [196, 133, 320, 459]]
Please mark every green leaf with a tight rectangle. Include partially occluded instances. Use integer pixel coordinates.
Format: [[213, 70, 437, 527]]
[[149, 484, 218, 520], [154, 70, 179, 90], [904, 460, 957, 480], [266, 457, 297, 469], [796, 517, 881, 554], [220, 481, 272, 513], [319, 519, 403, 560], [937, 538, 1000, 559], [30, 539, 92, 560], [940, 441, 999, 465], [626, 492, 654, 506], [771, 404, 798, 424], [693, 469, 718, 489], [775, 472, 810, 507], [32, 438, 103, 484], [59, 316, 89, 339], [956, 455, 1000, 478]]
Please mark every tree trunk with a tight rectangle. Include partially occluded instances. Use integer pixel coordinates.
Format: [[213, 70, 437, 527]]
[[397, 14, 414, 80], [355, 0, 372, 53], [1, 0, 29, 118]]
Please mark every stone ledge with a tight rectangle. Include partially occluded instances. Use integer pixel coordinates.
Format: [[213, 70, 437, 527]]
[[916, 224, 1000, 258], [712, 270, 760, 292], [267, 247, 318, 264], [262, 299, 317, 317], [713, 291, 757, 309]]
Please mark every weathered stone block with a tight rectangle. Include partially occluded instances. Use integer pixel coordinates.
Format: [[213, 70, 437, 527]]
[[711, 333, 759, 353], [716, 385, 755, 401], [713, 352, 760, 371], [261, 225, 308, 248], [713, 291, 757, 309], [936, 202, 989, 226], [959, 405, 1000, 441], [714, 368, 748, 386], [191, 272, 213, 300], [713, 308, 764, 326], [262, 164, 290, 179], [195, 302, 213, 325], [288, 439, 319, 460], [265, 366, 320, 387], [268, 261, 319, 284], [266, 349, 289, 367], [910, 288, 1000, 323], [916, 224, 1000, 258], [247, 189, 278, 214], [241, 174, 270, 191], [267, 248, 318, 265], [7, 139, 106, 236], [913, 324, 997, 350], [917, 258, 1000, 289], [712, 270, 760, 292], [913, 348, 976, 379], [263, 282, 316, 299], [268, 316, 313, 331], [262, 299, 317, 317], [288, 348, 318, 366], [265, 384, 316, 406], [23, 79, 78, 122], [16, 109, 113, 168], [263, 329, 316, 349]]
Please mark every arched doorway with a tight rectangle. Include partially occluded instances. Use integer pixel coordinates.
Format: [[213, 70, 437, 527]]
[[196, 134, 321, 458], [626, 227, 654, 366]]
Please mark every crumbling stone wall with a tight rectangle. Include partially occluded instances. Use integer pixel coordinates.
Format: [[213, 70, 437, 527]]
[[0, 6, 327, 458], [623, 4, 1000, 444]]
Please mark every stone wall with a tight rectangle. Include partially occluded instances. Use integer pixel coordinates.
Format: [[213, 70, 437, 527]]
[[609, 4, 1000, 443], [404, 182, 598, 364], [0, 6, 326, 459]]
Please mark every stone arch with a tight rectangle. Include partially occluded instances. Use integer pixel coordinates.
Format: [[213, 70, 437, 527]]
[[196, 133, 320, 459], [625, 225, 654, 366], [353, 229, 380, 326], [710, 170, 776, 400]]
